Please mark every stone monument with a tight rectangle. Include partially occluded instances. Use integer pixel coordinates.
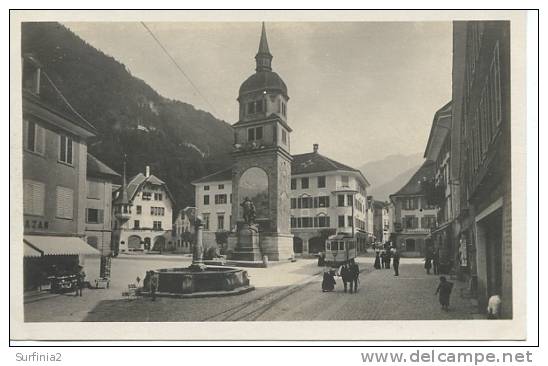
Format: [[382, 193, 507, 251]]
[[228, 23, 294, 262]]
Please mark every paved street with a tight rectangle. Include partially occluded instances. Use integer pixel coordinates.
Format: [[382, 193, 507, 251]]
[[25, 256, 480, 322]]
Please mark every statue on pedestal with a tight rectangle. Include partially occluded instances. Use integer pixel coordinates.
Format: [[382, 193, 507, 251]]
[[240, 197, 256, 225]]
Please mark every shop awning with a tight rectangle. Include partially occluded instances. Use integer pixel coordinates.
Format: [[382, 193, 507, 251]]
[[24, 242, 42, 258], [429, 221, 453, 237], [23, 235, 100, 257]]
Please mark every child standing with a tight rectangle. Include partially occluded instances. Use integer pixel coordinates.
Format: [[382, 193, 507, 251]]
[[435, 276, 453, 311]]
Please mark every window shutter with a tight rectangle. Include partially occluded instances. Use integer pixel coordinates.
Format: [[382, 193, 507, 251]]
[[24, 180, 45, 216], [56, 186, 74, 219], [35, 124, 46, 155], [23, 119, 29, 150], [98, 209, 104, 224]]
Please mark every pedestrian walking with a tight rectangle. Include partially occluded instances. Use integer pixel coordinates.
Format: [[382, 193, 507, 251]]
[[349, 259, 360, 293], [435, 276, 454, 310], [318, 252, 326, 267], [433, 249, 440, 275], [340, 264, 350, 293], [392, 250, 400, 276], [374, 251, 381, 269], [380, 251, 386, 269], [321, 269, 336, 292], [424, 251, 433, 275], [73, 264, 85, 297], [385, 250, 391, 269]]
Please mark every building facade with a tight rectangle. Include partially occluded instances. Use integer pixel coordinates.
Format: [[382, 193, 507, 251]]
[[389, 161, 437, 257], [289, 145, 370, 255], [193, 144, 370, 256], [423, 102, 456, 272], [372, 200, 391, 245], [112, 166, 174, 253], [451, 21, 512, 318], [85, 154, 120, 257], [22, 55, 100, 290], [172, 206, 196, 254]]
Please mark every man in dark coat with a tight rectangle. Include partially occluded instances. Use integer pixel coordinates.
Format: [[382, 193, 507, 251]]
[[425, 250, 433, 274], [384, 250, 391, 269], [433, 249, 440, 275], [392, 250, 400, 276], [74, 265, 85, 297], [340, 264, 350, 293], [349, 259, 360, 293]]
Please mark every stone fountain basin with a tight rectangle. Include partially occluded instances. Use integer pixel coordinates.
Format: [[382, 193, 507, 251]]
[[143, 266, 253, 298]]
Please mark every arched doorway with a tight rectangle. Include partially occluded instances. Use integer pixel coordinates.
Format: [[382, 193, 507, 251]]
[[405, 238, 416, 252], [153, 236, 166, 251], [128, 235, 142, 250], [293, 237, 303, 254], [308, 236, 325, 254], [238, 167, 269, 220]]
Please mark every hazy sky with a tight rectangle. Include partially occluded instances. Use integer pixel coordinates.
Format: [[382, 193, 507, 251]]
[[64, 21, 452, 167]]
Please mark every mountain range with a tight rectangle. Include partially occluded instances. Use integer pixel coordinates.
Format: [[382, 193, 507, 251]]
[[22, 22, 425, 209], [360, 153, 425, 202], [22, 22, 234, 211]]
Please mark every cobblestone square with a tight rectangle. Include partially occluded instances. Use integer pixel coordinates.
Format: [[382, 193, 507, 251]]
[[25, 256, 480, 322]]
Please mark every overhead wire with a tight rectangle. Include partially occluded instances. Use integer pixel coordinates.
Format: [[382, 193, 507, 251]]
[[140, 22, 219, 116]]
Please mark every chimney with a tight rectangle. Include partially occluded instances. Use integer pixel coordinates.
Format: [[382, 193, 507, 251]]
[[145, 166, 150, 177], [313, 144, 319, 153]]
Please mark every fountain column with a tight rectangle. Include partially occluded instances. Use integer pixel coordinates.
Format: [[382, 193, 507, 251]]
[[190, 215, 206, 271]]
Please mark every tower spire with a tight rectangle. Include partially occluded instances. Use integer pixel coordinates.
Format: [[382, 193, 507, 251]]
[[120, 153, 129, 205], [255, 22, 273, 72]]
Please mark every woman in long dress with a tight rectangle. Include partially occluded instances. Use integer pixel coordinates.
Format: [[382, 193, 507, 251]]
[[374, 251, 381, 269], [321, 269, 336, 292]]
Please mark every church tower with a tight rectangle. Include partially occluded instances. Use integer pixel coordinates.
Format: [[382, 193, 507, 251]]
[[230, 23, 294, 261]]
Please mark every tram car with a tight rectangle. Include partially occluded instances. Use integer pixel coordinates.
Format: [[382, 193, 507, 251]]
[[324, 234, 358, 266]]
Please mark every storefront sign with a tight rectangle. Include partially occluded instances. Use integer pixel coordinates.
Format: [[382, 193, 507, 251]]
[[24, 219, 49, 230]]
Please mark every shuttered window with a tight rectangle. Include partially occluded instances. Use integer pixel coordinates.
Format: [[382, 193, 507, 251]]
[[56, 186, 74, 219], [23, 179, 45, 216], [87, 180, 100, 199]]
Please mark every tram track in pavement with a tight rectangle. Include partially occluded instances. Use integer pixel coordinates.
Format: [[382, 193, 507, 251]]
[[202, 266, 372, 321], [202, 270, 323, 321]]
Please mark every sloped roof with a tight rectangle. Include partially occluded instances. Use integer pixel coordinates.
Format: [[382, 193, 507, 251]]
[[390, 160, 436, 197], [192, 152, 369, 186], [424, 101, 453, 160], [292, 152, 369, 186], [114, 172, 174, 204], [192, 167, 233, 184], [22, 56, 96, 135], [87, 154, 120, 178]]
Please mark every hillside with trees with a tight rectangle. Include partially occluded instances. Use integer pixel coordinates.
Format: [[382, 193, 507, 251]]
[[21, 22, 234, 211]]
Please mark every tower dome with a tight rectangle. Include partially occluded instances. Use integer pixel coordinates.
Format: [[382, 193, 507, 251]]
[[238, 23, 289, 100]]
